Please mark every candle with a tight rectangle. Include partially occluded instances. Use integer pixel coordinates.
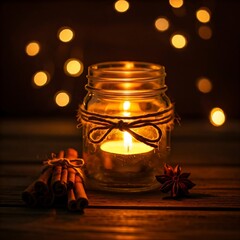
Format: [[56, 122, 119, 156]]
[[100, 140, 153, 155], [100, 140, 154, 173], [100, 118, 154, 172]]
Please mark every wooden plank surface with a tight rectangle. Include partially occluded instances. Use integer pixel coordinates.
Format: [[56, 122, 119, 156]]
[[0, 119, 240, 240], [1, 207, 240, 240]]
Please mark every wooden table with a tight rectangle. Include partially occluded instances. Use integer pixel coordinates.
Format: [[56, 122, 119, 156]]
[[1, 119, 240, 240]]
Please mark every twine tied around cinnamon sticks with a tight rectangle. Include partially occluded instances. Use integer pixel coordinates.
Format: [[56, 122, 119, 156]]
[[43, 154, 85, 180], [77, 104, 175, 148], [22, 148, 89, 212]]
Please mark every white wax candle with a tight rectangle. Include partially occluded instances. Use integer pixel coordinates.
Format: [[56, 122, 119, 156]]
[[100, 140, 153, 155]]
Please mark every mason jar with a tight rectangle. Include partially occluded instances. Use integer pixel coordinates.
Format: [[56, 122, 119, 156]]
[[78, 61, 174, 192]]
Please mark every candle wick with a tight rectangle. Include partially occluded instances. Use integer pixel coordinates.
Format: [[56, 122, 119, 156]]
[[127, 146, 130, 153]]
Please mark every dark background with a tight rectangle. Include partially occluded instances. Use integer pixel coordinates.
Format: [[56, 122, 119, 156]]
[[0, 0, 239, 121]]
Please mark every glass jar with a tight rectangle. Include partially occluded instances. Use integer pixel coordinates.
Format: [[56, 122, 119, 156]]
[[78, 61, 174, 192]]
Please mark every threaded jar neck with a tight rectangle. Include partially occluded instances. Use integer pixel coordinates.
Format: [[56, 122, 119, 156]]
[[86, 61, 167, 96]]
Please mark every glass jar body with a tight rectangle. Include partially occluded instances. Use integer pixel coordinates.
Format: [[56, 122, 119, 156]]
[[78, 62, 173, 192]]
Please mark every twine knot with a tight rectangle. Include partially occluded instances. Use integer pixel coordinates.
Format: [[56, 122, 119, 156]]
[[117, 120, 128, 131], [43, 156, 85, 179]]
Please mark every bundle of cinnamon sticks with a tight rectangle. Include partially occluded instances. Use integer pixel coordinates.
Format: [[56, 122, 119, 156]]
[[22, 148, 88, 212]]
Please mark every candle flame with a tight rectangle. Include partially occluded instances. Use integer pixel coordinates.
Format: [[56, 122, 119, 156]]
[[124, 132, 132, 152]]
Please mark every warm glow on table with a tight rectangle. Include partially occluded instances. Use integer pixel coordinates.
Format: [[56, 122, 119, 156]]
[[100, 141, 153, 155]]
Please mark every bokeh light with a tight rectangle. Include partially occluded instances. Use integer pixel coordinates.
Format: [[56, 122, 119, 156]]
[[114, 0, 130, 13], [198, 25, 212, 40], [196, 7, 211, 23], [196, 77, 213, 93], [32, 71, 50, 87], [210, 107, 226, 127], [25, 41, 40, 56], [58, 27, 74, 42], [155, 17, 170, 32], [169, 0, 184, 8], [64, 58, 84, 77], [55, 91, 70, 107], [170, 33, 187, 49]]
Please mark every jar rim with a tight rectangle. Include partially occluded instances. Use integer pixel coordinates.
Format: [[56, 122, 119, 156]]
[[88, 61, 165, 78]]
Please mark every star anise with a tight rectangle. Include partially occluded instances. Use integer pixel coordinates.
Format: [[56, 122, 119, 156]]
[[155, 163, 196, 198]]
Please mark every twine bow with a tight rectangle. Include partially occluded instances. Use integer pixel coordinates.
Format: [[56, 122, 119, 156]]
[[43, 155, 85, 178], [87, 117, 162, 148], [78, 105, 175, 149]]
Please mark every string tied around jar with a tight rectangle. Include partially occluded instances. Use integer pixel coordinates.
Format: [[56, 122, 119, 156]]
[[77, 104, 175, 149]]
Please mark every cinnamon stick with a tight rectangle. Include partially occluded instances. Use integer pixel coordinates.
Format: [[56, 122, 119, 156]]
[[22, 181, 38, 207], [67, 188, 77, 211], [66, 148, 78, 158], [67, 168, 76, 189], [34, 167, 52, 194], [61, 165, 68, 186], [74, 174, 89, 210], [66, 148, 78, 189], [66, 148, 88, 210], [51, 150, 67, 196]]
